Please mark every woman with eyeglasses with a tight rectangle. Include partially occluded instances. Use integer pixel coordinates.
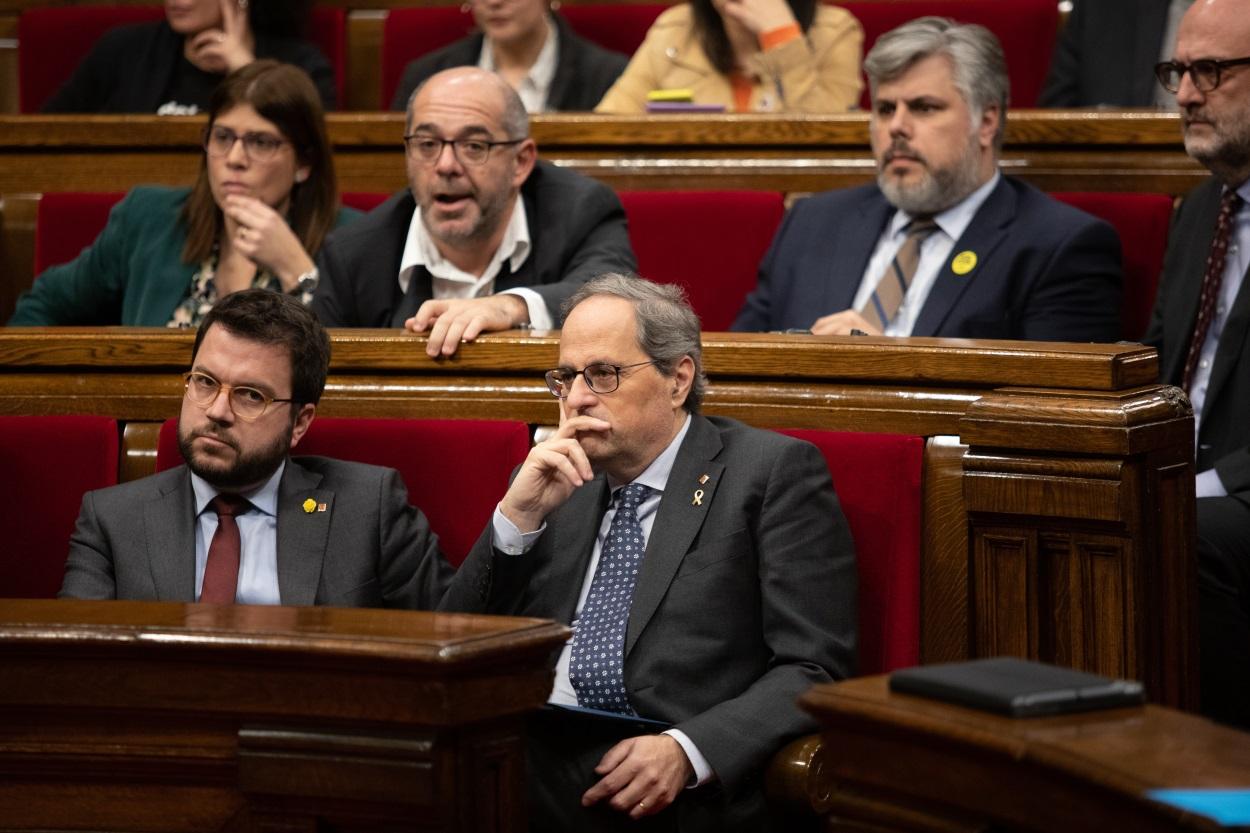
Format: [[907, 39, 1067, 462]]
[[10, 60, 358, 328]]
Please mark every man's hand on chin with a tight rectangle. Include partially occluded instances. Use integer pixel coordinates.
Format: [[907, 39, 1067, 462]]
[[404, 294, 530, 358], [581, 734, 693, 819]]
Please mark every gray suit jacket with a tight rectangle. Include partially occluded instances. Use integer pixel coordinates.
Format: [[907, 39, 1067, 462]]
[[441, 415, 856, 825], [60, 456, 452, 609]]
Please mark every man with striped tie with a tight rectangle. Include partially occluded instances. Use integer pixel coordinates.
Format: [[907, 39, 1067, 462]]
[[733, 16, 1122, 342]]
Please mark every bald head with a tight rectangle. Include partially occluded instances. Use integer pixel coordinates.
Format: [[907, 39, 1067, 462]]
[[406, 67, 529, 140], [1173, 0, 1250, 184]]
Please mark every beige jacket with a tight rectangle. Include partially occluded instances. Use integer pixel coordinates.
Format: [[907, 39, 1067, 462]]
[[594, 3, 862, 114]]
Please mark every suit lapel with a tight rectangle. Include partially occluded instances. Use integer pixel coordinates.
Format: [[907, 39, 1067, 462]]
[[1203, 262, 1250, 422], [1164, 181, 1223, 383], [275, 459, 333, 606], [145, 470, 197, 600], [1132, 1, 1171, 103], [545, 478, 609, 623], [912, 177, 1013, 336], [625, 417, 723, 656], [826, 193, 894, 314]]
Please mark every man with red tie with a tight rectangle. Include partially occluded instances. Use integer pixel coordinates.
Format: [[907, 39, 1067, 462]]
[[60, 289, 451, 608], [1145, 0, 1250, 730]]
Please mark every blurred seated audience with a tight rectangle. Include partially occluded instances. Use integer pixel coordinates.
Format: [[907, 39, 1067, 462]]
[[312, 67, 637, 357], [43, 0, 335, 113], [390, 0, 628, 112], [10, 61, 357, 327], [1040, 0, 1186, 107], [594, 0, 861, 113], [732, 17, 1123, 341]]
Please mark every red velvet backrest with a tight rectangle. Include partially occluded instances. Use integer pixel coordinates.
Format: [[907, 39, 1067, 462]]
[[157, 417, 530, 566], [840, 0, 1059, 110], [19, 6, 346, 113], [380, 6, 478, 109], [618, 190, 785, 331], [776, 429, 923, 674], [341, 192, 390, 213], [0, 416, 119, 598], [34, 192, 124, 274], [558, 4, 666, 57], [18, 6, 163, 113], [1051, 192, 1174, 342]]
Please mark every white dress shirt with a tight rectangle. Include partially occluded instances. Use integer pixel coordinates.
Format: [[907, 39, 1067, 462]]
[[491, 415, 715, 785], [398, 196, 553, 329], [853, 172, 1001, 335], [478, 15, 559, 113], [1189, 179, 1250, 498], [191, 461, 285, 604]]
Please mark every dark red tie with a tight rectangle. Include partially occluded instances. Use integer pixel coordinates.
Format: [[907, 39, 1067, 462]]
[[200, 494, 250, 604], [1183, 190, 1242, 392]]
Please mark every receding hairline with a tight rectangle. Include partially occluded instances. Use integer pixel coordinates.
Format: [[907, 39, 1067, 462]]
[[405, 69, 528, 137]]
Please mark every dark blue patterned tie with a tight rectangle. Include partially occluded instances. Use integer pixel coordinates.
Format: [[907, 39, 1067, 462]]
[[569, 482, 652, 713]]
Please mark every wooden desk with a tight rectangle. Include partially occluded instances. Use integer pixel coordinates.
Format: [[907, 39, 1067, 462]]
[[798, 675, 1250, 833], [0, 598, 570, 832], [0, 329, 1198, 710]]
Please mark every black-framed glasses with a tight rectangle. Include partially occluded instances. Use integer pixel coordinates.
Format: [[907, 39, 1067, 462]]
[[402, 133, 526, 166], [1155, 57, 1250, 93], [544, 361, 658, 399], [203, 125, 288, 162], [182, 371, 295, 422]]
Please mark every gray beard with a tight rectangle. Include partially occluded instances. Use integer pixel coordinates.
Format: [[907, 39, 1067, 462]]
[[877, 138, 987, 215]]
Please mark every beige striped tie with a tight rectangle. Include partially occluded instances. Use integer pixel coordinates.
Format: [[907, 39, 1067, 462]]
[[859, 218, 939, 332]]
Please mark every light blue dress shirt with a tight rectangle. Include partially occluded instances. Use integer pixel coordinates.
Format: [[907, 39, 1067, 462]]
[[190, 461, 284, 604]]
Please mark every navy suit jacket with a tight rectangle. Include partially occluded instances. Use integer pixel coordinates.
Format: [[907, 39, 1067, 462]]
[[1039, 0, 1170, 108], [732, 176, 1123, 342]]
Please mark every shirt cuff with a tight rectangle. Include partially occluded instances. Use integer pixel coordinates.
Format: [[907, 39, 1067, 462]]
[[759, 22, 801, 51], [662, 728, 715, 788], [1196, 467, 1229, 499], [499, 287, 553, 331], [491, 504, 545, 554]]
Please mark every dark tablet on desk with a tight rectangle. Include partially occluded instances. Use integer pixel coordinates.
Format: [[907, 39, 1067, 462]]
[[889, 657, 1145, 717]]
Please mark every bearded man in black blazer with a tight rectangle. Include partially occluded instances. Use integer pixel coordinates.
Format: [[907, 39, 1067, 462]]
[[1145, 0, 1250, 729], [441, 274, 856, 832], [312, 66, 636, 357]]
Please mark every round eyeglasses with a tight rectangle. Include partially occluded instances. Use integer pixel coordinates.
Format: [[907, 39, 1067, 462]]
[[203, 126, 288, 162], [544, 361, 659, 399], [182, 371, 295, 422], [1155, 57, 1250, 93], [403, 134, 526, 166]]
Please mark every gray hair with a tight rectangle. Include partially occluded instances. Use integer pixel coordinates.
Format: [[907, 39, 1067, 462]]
[[562, 274, 707, 413], [406, 69, 530, 140], [863, 16, 1008, 150]]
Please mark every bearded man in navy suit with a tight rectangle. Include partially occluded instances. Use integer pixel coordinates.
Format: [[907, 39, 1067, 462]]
[[733, 16, 1122, 342]]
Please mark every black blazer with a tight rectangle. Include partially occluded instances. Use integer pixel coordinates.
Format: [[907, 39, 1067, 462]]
[[389, 13, 628, 111], [441, 415, 856, 829], [43, 19, 336, 112], [1144, 177, 1250, 495], [1039, 0, 1171, 107], [311, 160, 637, 327], [732, 176, 1124, 341]]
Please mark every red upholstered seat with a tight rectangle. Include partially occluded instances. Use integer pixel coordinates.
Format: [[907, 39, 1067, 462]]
[[618, 190, 785, 331], [1051, 192, 1174, 342], [841, 0, 1059, 109], [379, 5, 665, 108], [776, 429, 923, 674], [0, 416, 119, 598], [156, 417, 530, 566], [19, 5, 346, 113], [34, 192, 123, 273], [341, 192, 389, 213]]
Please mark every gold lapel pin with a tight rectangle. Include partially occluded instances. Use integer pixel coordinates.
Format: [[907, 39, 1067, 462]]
[[302, 498, 316, 514], [692, 489, 704, 506], [698, 474, 710, 484], [317, 502, 328, 512]]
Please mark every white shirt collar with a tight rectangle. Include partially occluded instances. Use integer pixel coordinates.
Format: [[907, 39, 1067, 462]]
[[398, 195, 531, 296], [888, 170, 1001, 242], [478, 15, 559, 113], [190, 459, 284, 518]]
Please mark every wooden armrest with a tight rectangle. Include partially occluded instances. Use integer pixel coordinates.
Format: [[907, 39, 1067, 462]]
[[764, 732, 832, 815]]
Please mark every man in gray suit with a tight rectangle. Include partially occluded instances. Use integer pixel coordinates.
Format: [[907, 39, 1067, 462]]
[[441, 274, 856, 831], [61, 289, 451, 608], [312, 67, 636, 357]]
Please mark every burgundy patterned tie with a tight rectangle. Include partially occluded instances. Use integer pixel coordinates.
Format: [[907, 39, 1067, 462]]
[[200, 494, 250, 604], [1182, 190, 1242, 392]]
